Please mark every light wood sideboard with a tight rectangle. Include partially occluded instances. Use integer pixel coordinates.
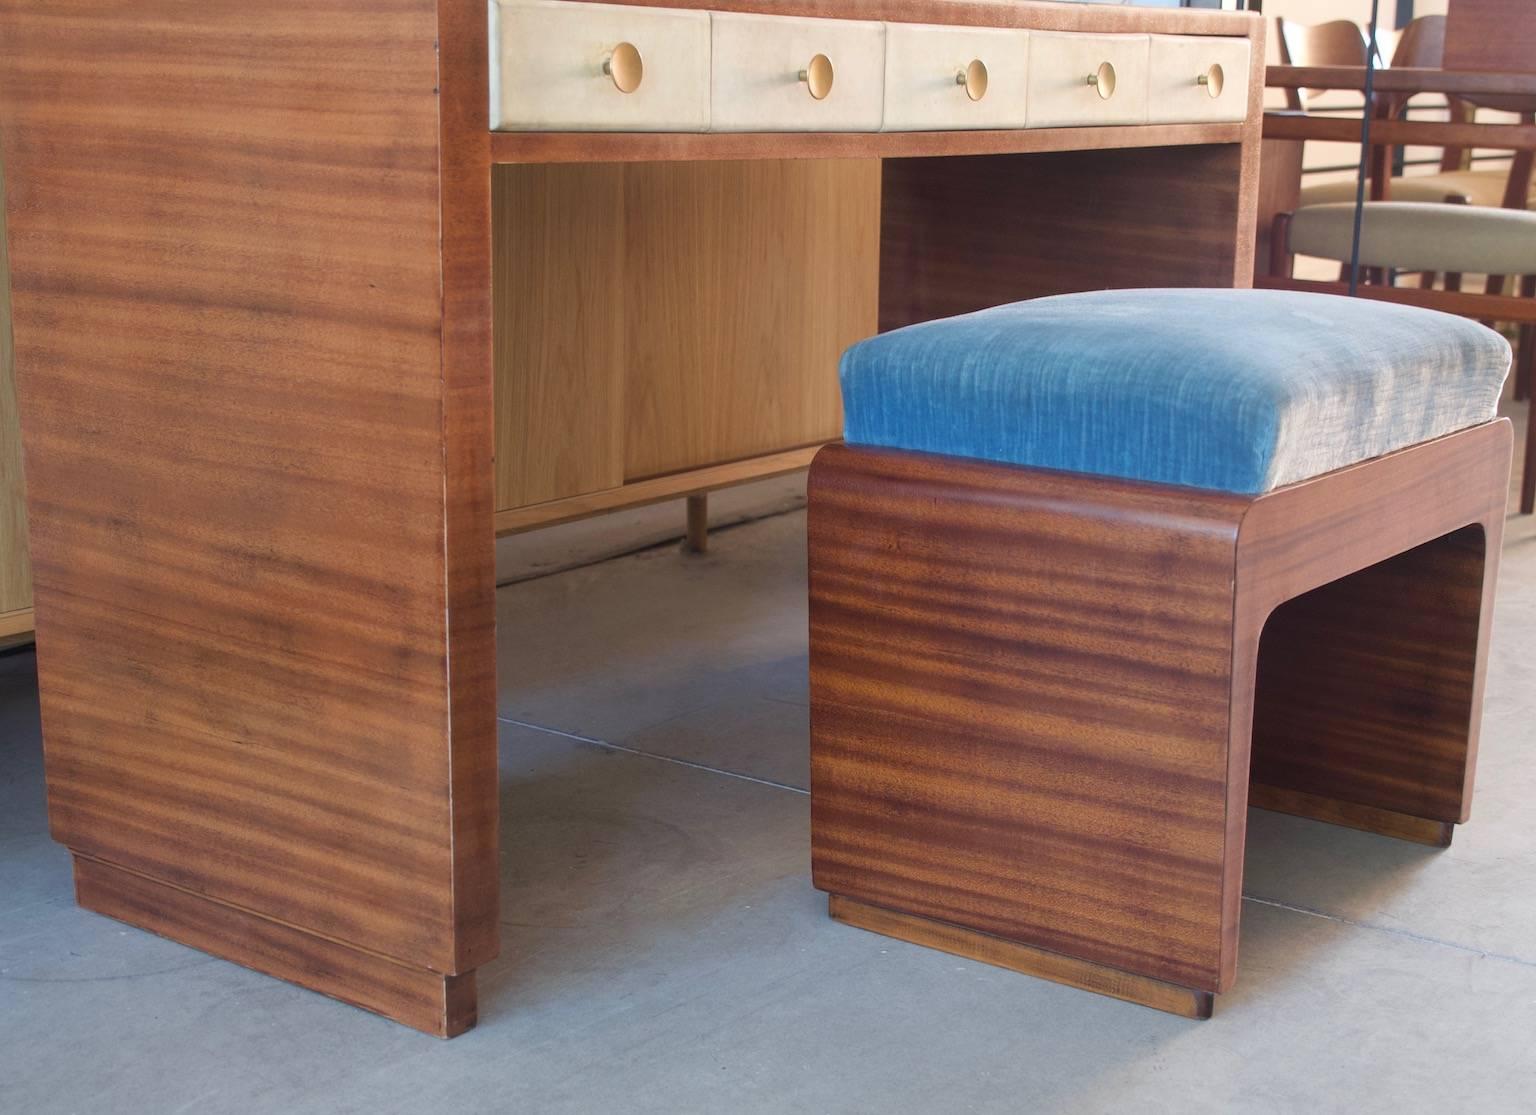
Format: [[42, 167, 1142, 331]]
[[0, 0, 1264, 1036]]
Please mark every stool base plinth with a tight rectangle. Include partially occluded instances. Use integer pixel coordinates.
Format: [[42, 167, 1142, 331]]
[[1249, 784, 1456, 848], [829, 896, 1215, 1019]]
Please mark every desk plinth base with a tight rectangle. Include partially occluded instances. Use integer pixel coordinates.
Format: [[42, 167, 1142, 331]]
[[72, 856, 478, 1038], [829, 896, 1215, 1020]]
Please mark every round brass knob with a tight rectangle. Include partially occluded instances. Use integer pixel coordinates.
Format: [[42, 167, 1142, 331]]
[[957, 58, 988, 102], [1086, 60, 1116, 100], [798, 53, 834, 100], [603, 41, 643, 94], [1197, 63, 1225, 99]]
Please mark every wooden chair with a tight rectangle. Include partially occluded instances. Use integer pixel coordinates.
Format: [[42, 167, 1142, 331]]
[[1272, 2, 1536, 486], [1292, 16, 1493, 209]]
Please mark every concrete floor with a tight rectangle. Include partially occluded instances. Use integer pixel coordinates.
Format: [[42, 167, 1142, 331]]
[[3, 417, 1535, 1113]]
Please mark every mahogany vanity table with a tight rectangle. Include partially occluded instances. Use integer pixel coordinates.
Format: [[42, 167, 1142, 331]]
[[0, 0, 1263, 1035]]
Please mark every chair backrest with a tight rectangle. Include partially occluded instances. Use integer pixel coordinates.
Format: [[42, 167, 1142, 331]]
[[1390, 14, 1446, 69], [1385, 15, 1466, 170], [1445, 0, 1535, 74], [1275, 18, 1372, 111]]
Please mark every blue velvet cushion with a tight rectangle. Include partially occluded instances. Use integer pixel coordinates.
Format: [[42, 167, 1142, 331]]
[[839, 289, 1512, 494]]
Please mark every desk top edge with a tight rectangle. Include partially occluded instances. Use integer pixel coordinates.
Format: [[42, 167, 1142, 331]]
[[517, 0, 1262, 38]]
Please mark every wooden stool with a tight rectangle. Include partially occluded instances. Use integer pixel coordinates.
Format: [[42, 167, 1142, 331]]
[[808, 289, 1513, 1018]]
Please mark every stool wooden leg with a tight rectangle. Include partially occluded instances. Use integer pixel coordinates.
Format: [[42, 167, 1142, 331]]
[[1249, 525, 1500, 839]]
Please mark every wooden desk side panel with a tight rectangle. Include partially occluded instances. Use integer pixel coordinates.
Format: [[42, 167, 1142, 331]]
[[0, 152, 30, 621], [0, 0, 493, 976], [878, 144, 1250, 332]]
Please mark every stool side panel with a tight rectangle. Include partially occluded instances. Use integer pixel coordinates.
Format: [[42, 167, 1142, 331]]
[[1235, 421, 1512, 829], [807, 445, 1246, 992]]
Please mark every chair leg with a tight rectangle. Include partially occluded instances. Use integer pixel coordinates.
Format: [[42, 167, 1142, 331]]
[[1484, 275, 1507, 330], [1516, 275, 1536, 403], [1269, 212, 1294, 279], [1516, 325, 1534, 404], [1524, 397, 1536, 515]]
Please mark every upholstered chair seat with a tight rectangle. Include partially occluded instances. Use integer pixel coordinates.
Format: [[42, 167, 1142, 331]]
[[1285, 201, 1536, 277]]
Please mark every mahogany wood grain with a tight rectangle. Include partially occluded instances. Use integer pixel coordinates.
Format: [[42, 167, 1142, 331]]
[[438, 0, 502, 983], [809, 443, 1250, 994], [1251, 526, 1490, 825], [809, 422, 1509, 1013], [0, 0, 498, 1033], [879, 144, 1254, 332], [831, 896, 1214, 1019]]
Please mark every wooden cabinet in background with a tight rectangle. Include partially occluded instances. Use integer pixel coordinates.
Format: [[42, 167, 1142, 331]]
[[492, 159, 880, 531]]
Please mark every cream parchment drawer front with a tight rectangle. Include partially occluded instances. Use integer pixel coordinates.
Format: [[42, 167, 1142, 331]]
[[490, 0, 710, 131], [1026, 32, 1149, 129], [1146, 35, 1251, 124], [711, 13, 885, 132], [882, 24, 1030, 131]]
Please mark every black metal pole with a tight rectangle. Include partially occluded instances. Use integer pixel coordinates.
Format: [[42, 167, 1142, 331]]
[[1349, 0, 1384, 296]]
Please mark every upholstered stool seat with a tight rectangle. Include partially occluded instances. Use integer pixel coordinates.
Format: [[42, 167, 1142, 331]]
[[839, 288, 1511, 493], [809, 288, 1513, 1020]]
